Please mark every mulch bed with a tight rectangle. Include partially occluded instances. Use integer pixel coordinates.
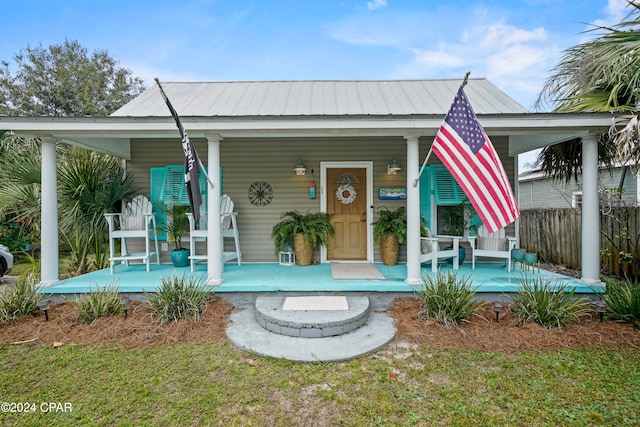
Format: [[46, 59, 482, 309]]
[[1, 296, 638, 352]]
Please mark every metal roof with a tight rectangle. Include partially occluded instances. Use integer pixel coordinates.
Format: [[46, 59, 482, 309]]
[[111, 79, 528, 118]]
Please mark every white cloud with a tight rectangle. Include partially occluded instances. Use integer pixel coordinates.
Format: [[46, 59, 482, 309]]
[[367, 0, 387, 11]]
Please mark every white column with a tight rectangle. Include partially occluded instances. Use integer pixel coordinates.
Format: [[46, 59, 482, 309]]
[[405, 133, 422, 285], [40, 137, 60, 286], [205, 133, 223, 285], [581, 132, 601, 284]]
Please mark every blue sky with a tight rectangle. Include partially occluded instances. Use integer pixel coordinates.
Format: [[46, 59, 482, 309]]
[[0, 0, 633, 167]]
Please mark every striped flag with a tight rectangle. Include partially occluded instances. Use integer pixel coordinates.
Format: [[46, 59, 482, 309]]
[[432, 86, 519, 233], [155, 79, 203, 229]]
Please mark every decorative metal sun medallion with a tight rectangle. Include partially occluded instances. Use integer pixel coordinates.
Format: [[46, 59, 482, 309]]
[[248, 181, 273, 207]]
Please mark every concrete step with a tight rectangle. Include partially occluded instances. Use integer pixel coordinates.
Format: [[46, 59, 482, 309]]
[[226, 308, 396, 362], [254, 295, 370, 337]]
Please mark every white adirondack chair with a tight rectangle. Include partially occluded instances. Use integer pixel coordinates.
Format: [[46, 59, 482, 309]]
[[187, 194, 241, 272], [468, 225, 517, 272], [104, 195, 159, 274], [420, 228, 461, 272]]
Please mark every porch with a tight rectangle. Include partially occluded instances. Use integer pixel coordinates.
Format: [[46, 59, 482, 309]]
[[42, 261, 597, 296]]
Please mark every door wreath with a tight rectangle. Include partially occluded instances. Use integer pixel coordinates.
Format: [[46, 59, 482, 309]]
[[336, 184, 357, 205]]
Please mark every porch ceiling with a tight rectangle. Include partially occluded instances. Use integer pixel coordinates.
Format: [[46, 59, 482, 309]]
[[1, 111, 612, 157]]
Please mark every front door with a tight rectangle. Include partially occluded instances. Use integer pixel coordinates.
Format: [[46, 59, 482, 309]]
[[326, 167, 368, 260]]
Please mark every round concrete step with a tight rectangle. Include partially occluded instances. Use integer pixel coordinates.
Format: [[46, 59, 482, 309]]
[[254, 295, 369, 337], [227, 308, 396, 362]]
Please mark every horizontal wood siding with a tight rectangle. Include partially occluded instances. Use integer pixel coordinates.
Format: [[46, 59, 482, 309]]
[[125, 135, 519, 263]]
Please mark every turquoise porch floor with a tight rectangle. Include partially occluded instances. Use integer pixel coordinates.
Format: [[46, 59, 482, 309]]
[[41, 261, 599, 295]]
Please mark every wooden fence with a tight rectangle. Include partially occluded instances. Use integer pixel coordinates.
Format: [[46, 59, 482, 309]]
[[519, 207, 640, 278]]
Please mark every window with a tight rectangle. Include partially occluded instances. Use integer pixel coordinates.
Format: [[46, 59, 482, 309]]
[[572, 191, 583, 208]]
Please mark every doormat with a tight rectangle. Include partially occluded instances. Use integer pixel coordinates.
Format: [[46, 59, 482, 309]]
[[282, 296, 349, 311], [330, 263, 386, 280]]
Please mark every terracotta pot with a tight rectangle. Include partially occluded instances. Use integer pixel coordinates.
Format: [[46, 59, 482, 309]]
[[380, 234, 400, 266], [293, 233, 314, 266]]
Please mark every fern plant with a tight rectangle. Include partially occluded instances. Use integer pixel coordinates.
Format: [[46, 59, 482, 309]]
[[271, 210, 334, 254]]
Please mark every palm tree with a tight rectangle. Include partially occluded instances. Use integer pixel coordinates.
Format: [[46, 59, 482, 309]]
[[535, 1, 640, 182]]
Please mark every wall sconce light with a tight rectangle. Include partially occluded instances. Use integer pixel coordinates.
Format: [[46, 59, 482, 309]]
[[294, 159, 306, 176], [387, 158, 401, 175]]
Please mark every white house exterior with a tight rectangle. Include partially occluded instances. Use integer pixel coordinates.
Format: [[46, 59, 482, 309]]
[[0, 78, 613, 287]]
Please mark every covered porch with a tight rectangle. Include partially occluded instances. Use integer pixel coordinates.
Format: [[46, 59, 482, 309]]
[[42, 261, 596, 296]]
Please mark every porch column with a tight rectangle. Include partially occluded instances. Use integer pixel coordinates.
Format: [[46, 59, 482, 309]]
[[405, 133, 422, 285], [581, 132, 601, 284], [205, 133, 223, 286], [40, 136, 60, 286]]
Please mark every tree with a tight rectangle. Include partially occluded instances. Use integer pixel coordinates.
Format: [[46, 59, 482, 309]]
[[534, 1, 640, 181], [0, 38, 145, 117], [0, 40, 144, 272]]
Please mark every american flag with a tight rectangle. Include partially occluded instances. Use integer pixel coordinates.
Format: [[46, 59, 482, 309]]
[[155, 79, 203, 229], [432, 86, 519, 233]]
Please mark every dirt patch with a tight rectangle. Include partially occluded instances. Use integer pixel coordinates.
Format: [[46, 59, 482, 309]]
[[1, 296, 638, 352]]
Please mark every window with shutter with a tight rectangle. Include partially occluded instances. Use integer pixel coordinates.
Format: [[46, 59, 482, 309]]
[[150, 164, 212, 240]]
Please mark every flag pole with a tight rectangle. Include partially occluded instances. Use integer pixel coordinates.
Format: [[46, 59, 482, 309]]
[[154, 78, 214, 189], [412, 71, 471, 188]]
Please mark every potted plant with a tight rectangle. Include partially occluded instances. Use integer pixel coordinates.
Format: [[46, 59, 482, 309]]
[[373, 207, 407, 266], [271, 211, 334, 266], [161, 204, 190, 267], [443, 201, 479, 263]]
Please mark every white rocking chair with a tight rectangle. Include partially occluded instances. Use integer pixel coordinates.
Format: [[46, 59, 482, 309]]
[[468, 225, 517, 272], [187, 194, 241, 272], [420, 229, 461, 272], [104, 195, 159, 274]]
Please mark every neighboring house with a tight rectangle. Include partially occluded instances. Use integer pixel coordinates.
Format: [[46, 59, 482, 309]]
[[519, 166, 640, 209], [0, 78, 613, 286]]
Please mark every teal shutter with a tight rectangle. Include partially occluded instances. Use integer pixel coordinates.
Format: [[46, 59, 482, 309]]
[[433, 164, 468, 205], [419, 166, 431, 230], [149, 164, 217, 239], [150, 167, 169, 240]]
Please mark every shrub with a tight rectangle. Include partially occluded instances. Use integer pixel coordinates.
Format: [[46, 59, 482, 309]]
[[146, 275, 212, 324], [0, 274, 43, 322], [71, 283, 122, 324], [511, 277, 589, 329], [414, 271, 480, 326], [599, 277, 640, 327]]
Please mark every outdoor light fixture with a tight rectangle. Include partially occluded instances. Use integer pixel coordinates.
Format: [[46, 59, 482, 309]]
[[592, 300, 608, 322], [120, 297, 131, 318], [37, 299, 52, 322], [387, 158, 402, 175], [294, 159, 307, 175], [492, 301, 504, 323]]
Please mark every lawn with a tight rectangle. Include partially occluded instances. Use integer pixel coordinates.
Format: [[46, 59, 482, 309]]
[[1, 342, 639, 426]]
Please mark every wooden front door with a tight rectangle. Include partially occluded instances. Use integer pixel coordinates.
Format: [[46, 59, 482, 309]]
[[326, 167, 368, 260]]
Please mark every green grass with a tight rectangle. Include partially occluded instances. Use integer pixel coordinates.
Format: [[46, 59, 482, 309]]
[[1, 343, 638, 426]]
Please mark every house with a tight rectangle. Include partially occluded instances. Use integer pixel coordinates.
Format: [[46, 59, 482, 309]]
[[0, 78, 613, 287], [519, 165, 640, 209]]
